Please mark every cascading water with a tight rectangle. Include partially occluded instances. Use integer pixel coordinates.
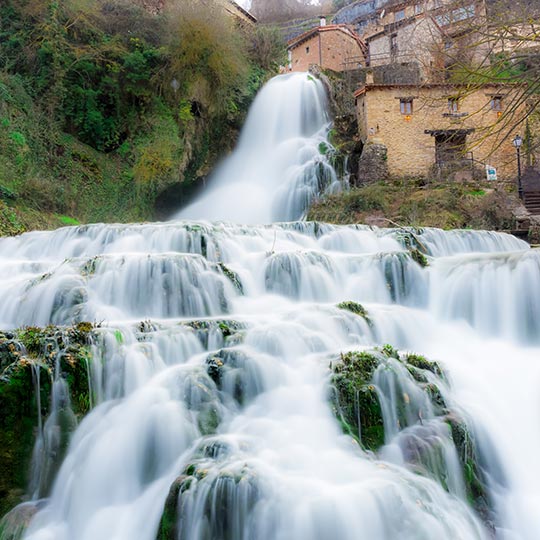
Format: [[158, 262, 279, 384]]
[[0, 74, 539, 540], [175, 73, 343, 223]]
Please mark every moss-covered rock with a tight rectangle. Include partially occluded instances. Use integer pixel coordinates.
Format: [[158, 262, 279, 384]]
[[330, 350, 385, 452], [157, 459, 259, 540], [329, 347, 447, 453], [0, 324, 95, 517], [206, 348, 262, 406], [217, 264, 244, 294], [446, 414, 489, 508], [0, 355, 51, 517], [183, 319, 246, 348], [330, 345, 493, 524], [336, 301, 372, 326]]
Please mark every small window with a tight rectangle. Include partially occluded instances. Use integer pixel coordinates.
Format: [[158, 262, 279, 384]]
[[448, 98, 459, 114], [395, 9, 405, 21], [390, 34, 398, 56], [306, 46, 310, 54], [436, 13, 451, 25], [415, 3, 424, 14], [400, 99, 413, 115], [491, 97, 503, 112]]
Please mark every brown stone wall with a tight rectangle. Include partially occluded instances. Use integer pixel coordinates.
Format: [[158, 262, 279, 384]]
[[290, 28, 365, 72], [358, 84, 525, 180], [290, 34, 324, 72], [319, 30, 365, 71]]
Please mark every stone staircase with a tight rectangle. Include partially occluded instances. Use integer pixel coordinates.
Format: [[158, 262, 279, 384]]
[[524, 191, 540, 215]]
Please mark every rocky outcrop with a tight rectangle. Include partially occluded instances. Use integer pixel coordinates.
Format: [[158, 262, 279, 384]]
[[329, 344, 492, 521], [357, 140, 389, 185], [0, 325, 93, 517]]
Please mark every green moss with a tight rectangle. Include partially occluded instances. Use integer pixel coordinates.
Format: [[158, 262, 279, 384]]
[[330, 351, 384, 452], [330, 347, 447, 453], [446, 415, 488, 506], [336, 301, 372, 326], [0, 357, 51, 516], [217, 264, 244, 295], [410, 248, 429, 267], [379, 344, 400, 360], [405, 353, 443, 378]]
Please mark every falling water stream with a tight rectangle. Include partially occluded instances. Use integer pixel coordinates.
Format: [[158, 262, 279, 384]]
[[0, 73, 539, 540]]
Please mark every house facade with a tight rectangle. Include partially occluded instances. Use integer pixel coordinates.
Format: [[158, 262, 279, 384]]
[[355, 82, 524, 179], [365, 0, 489, 80], [288, 19, 367, 72]]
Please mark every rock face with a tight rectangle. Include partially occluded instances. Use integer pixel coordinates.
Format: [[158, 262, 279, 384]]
[[356, 140, 389, 185], [0, 325, 93, 517]]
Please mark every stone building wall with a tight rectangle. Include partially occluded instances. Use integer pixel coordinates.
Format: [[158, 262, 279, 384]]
[[356, 83, 524, 179], [368, 16, 442, 80], [289, 27, 366, 72]]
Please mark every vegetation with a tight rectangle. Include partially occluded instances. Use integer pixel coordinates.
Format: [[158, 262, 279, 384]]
[[309, 180, 519, 230], [0, 324, 94, 516], [0, 0, 280, 234]]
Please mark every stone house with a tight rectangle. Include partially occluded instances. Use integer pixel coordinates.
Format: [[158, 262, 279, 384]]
[[354, 81, 525, 180], [365, 0, 489, 81], [287, 18, 367, 72]]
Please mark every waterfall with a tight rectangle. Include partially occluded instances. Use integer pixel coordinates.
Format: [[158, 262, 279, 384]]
[[175, 73, 343, 224], [0, 73, 539, 540], [0, 221, 538, 540]]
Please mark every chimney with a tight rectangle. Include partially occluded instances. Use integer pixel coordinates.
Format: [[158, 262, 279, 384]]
[[366, 70, 374, 85], [319, 15, 327, 27]]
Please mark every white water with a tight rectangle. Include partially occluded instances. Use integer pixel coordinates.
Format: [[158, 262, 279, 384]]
[[175, 73, 343, 223], [0, 221, 538, 540], [0, 73, 539, 540]]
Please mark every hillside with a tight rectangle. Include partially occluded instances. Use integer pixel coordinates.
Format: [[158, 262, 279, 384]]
[[0, 0, 279, 234]]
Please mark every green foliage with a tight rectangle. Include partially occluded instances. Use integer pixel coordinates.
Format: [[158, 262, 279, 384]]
[[56, 215, 80, 226], [0, 0, 271, 231], [336, 301, 372, 325], [308, 181, 517, 231], [247, 25, 286, 71]]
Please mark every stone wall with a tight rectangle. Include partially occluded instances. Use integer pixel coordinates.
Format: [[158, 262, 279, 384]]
[[356, 83, 525, 180], [368, 16, 441, 81], [290, 27, 365, 72]]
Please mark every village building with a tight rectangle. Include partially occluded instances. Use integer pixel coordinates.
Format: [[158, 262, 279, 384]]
[[355, 81, 525, 180], [287, 18, 367, 72], [332, 0, 386, 36], [365, 0, 489, 82]]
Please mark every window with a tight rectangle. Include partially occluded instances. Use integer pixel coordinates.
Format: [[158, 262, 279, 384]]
[[448, 98, 459, 114], [395, 9, 405, 22], [400, 99, 413, 115], [452, 5, 475, 22], [491, 96, 503, 113], [436, 13, 451, 25], [306, 46, 310, 54], [415, 3, 424, 14], [390, 34, 398, 57]]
